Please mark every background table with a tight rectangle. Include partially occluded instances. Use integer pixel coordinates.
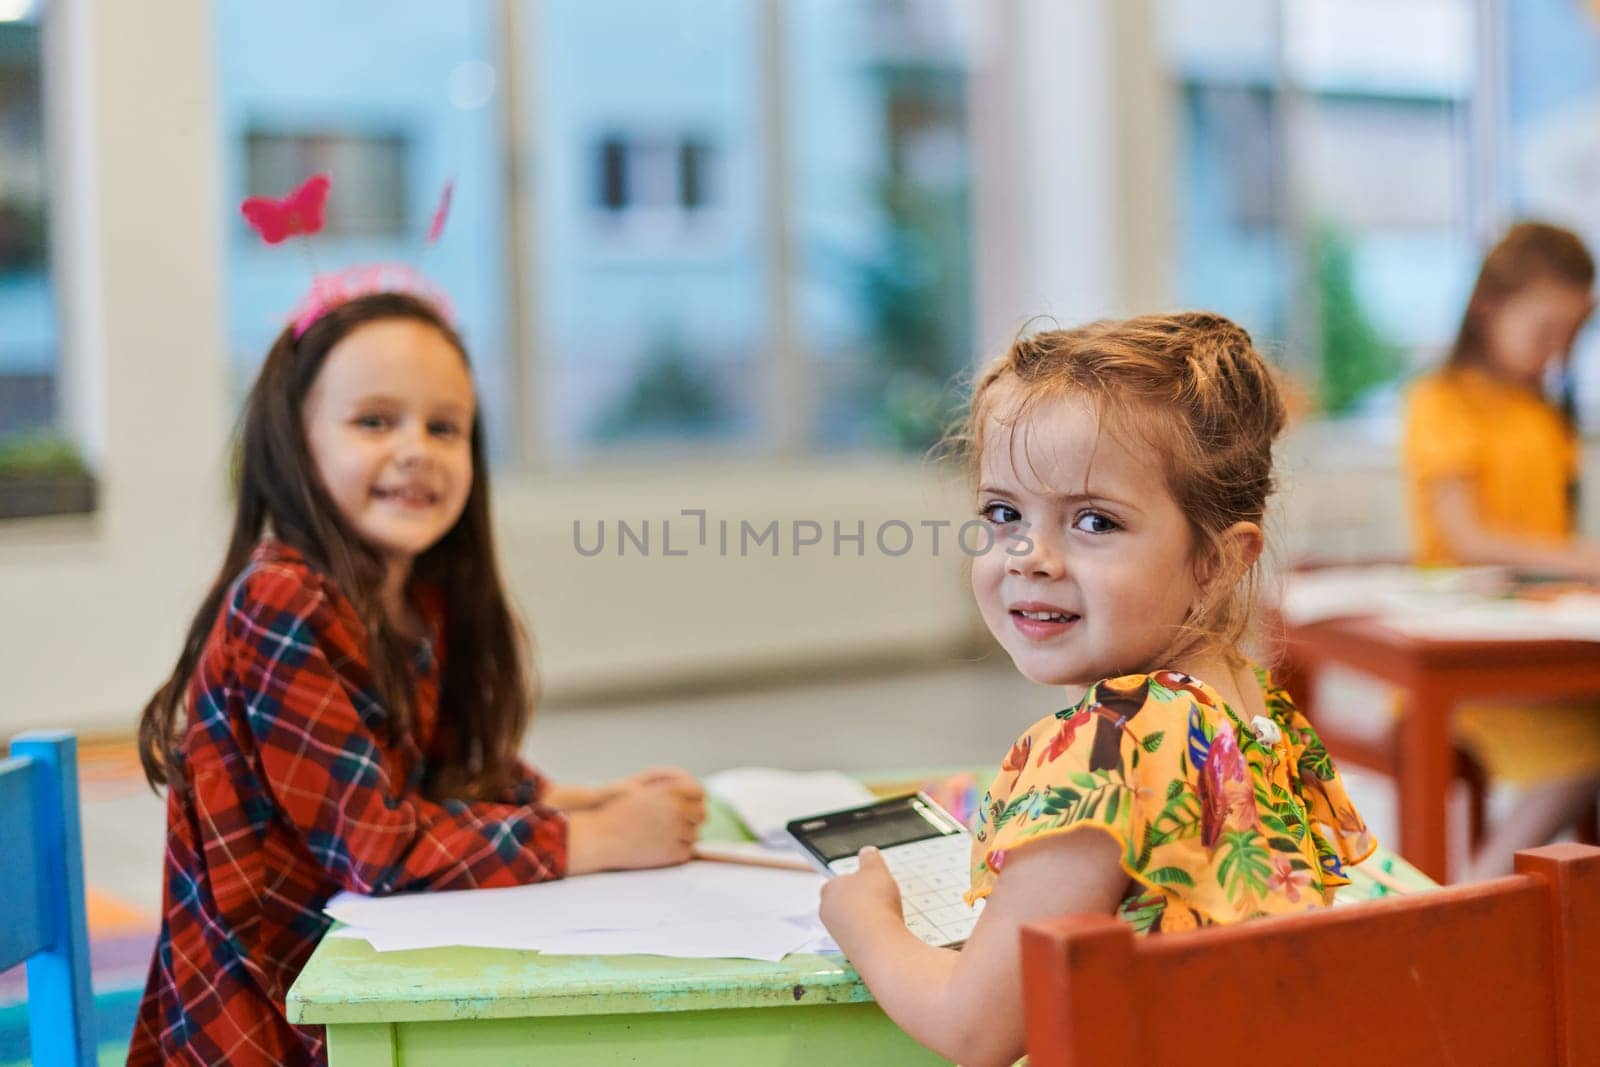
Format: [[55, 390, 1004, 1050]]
[[1281, 616, 1600, 882]]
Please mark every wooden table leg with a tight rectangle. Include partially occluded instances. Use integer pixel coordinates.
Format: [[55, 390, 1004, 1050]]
[[1398, 686, 1453, 882]]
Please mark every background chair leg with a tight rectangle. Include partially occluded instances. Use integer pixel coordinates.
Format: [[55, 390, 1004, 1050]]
[[1575, 799, 1600, 846], [1455, 748, 1489, 848]]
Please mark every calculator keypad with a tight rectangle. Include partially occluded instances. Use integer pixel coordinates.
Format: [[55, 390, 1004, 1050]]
[[829, 835, 983, 946]]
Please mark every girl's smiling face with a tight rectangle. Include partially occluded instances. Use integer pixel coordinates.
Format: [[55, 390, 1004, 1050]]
[[302, 317, 476, 573], [970, 391, 1203, 687]]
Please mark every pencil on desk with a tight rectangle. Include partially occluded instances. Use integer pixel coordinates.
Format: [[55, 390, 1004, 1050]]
[[1364, 860, 1415, 896], [690, 843, 815, 872]]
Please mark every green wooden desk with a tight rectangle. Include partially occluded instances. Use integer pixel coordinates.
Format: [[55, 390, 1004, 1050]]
[[288, 772, 1431, 1065], [288, 795, 948, 1065]]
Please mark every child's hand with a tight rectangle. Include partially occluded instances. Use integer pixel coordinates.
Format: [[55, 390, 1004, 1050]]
[[611, 765, 703, 801], [819, 847, 904, 949], [565, 779, 706, 874], [546, 768, 703, 812]]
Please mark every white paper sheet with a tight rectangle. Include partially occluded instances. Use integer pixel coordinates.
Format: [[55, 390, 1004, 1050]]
[[1279, 566, 1498, 625], [704, 767, 875, 845], [1281, 568, 1600, 643], [323, 861, 829, 960], [691, 839, 814, 871], [1379, 598, 1600, 641]]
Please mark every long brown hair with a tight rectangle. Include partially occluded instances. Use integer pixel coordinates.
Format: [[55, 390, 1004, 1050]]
[[138, 292, 535, 801], [1449, 221, 1595, 370], [952, 311, 1286, 670]]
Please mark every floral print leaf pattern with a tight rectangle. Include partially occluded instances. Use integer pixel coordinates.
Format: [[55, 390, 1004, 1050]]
[[1146, 680, 1180, 704], [992, 788, 1032, 833], [1135, 829, 1157, 870], [1041, 786, 1080, 814], [1120, 892, 1165, 933], [1297, 727, 1338, 782], [1144, 865, 1196, 887], [1217, 828, 1273, 905], [1103, 788, 1121, 825], [965, 668, 1377, 933], [1187, 701, 1215, 773]]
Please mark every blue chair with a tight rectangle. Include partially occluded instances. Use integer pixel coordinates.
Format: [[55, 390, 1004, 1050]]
[[0, 731, 95, 1065]]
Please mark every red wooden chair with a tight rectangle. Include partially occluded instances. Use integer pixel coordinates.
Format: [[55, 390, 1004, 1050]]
[[1022, 843, 1600, 1067]]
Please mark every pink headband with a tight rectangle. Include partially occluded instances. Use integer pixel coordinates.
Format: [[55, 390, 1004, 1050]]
[[288, 263, 456, 339]]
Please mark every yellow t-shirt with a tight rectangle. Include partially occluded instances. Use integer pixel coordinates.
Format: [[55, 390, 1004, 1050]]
[[1402, 366, 1577, 565], [1402, 369, 1600, 784]]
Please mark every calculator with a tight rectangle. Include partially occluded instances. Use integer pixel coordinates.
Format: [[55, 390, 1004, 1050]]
[[787, 793, 984, 947]]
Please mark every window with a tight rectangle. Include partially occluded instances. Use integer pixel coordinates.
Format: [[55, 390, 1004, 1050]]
[[1164, 0, 1479, 419], [520, 0, 976, 459], [524, 0, 765, 455], [216, 0, 514, 457], [1506, 0, 1600, 429], [245, 130, 411, 239], [215, 1, 978, 465], [787, 0, 974, 451], [0, 8, 88, 519], [594, 132, 718, 216]]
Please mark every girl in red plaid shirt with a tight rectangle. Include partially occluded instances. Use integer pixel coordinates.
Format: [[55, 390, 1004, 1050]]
[[129, 292, 706, 1065]]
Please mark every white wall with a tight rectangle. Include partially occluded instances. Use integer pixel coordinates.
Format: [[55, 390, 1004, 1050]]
[[0, 0, 232, 734]]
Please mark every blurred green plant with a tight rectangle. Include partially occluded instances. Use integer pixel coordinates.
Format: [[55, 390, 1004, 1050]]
[[853, 173, 972, 452], [1315, 226, 1403, 415], [0, 201, 49, 276], [593, 328, 729, 443], [0, 432, 90, 478], [840, 60, 973, 454]]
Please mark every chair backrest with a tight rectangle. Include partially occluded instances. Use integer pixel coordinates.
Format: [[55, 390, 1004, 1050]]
[[1022, 843, 1600, 1067], [0, 731, 95, 1065]]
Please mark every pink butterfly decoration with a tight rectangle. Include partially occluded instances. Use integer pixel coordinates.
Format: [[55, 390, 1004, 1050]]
[[241, 173, 332, 245], [425, 178, 455, 244]]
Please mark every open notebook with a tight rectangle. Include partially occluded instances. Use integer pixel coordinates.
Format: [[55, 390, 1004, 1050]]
[[704, 767, 876, 847]]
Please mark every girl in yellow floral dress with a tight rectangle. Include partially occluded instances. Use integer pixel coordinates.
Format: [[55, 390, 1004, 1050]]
[[819, 313, 1374, 1066]]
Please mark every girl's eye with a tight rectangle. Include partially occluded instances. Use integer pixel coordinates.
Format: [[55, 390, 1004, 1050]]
[[353, 414, 391, 431], [1072, 510, 1120, 535], [429, 420, 463, 439], [980, 502, 1021, 525]]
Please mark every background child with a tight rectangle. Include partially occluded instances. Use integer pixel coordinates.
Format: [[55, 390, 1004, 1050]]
[[1403, 221, 1600, 880], [129, 291, 705, 1065], [820, 313, 1372, 1066]]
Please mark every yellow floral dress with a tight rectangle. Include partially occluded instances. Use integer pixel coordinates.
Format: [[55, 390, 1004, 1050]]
[[966, 668, 1375, 932]]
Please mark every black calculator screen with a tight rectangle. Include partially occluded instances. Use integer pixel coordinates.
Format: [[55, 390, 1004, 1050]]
[[804, 800, 952, 863]]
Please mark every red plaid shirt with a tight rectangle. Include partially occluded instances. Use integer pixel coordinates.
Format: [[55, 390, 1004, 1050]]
[[130, 539, 567, 1065]]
